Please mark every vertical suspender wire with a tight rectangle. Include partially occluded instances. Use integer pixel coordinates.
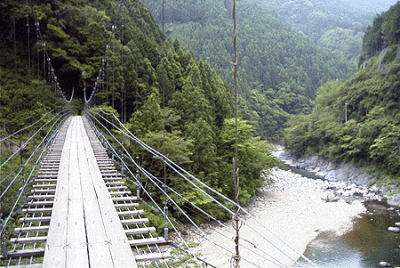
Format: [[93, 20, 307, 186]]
[[36, 21, 40, 79], [26, 10, 30, 75], [161, 0, 169, 241], [14, 18, 17, 72], [112, 25, 116, 110], [43, 43, 46, 80], [231, 0, 241, 267], [121, 2, 126, 123]]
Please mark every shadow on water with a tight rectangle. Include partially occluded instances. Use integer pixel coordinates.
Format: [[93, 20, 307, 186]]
[[299, 200, 400, 267]]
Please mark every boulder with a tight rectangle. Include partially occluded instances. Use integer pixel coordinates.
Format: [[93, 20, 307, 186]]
[[379, 261, 392, 267], [388, 226, 400, 233]]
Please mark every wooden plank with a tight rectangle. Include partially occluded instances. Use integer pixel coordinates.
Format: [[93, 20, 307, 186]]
[[20, 216, 51, 223], [114, 203, 139, 209], [112, 196, 138, 202], [10, 236, 47, 244], [15, 226, 50, 233], [34, 178, 57, 183], [107, 186, 128, 190], [117, 210, 144, 217], [26, 201, 54, 206], [135, 252, 171, 262], [43, 117, 75, 268], [76, 127, 115, 268], [28, 195, 55, 200], [22, 208, 52, 214], [125, 227, 156, 235], [5, 248, 45, 258], [105, 181, 125, 186], [0, 264, 43, 268], [104, 177, 123, 181], [121, 218, 149, 225], [109, 191, 132, 195], [30, 189, 56, 194], [36, 175, 58, 179], [32, 184, 56, 188], [128, 237, 167, 247], [80, 118, 138, 268], [64, 117, 89, 268]]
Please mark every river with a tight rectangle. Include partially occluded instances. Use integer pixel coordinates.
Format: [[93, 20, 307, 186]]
[[283, 163, 400, 268], [298, 200, 400, 267]]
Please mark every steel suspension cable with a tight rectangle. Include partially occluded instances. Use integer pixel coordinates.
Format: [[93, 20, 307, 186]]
[[85, 113, 289, 268], [0, 112, 70, 235], [85, 115, 208, 267], [0, 112, 69, 199], [87, 109, 317, 267]]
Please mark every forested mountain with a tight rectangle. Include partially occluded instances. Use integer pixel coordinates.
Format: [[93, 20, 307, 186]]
[[284, 2, 400, 179], [255, 0, 398, 64], [141, 0, 356, 140], [0, 0, 277, 219]]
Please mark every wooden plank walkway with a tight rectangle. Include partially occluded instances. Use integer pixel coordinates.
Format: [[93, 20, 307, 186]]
[[43, 116, 138, 268]]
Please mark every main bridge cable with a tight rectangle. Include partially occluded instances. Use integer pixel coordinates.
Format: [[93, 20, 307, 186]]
[[84, 1, 126, 110], [26, 0, 73, 105], [85, 112, 230, 268], [86, 110, 314, 268]]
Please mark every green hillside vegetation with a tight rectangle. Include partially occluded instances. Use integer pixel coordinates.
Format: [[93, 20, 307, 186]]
[[360, 2, 400, 64], [142, 0, 356, 141], [255, 0, 379, 66], [318, 27, 364, 64], [284, 2, 400, 180], [257, 0, 371, 42], [0, 0, 277, 223]]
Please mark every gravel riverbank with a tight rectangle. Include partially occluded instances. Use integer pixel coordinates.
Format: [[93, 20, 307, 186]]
[[184, 168, 366, 267]]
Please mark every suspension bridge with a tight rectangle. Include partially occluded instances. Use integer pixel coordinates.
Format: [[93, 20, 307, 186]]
[[0, 1, 322, 267], [1, 109, 319, 268]]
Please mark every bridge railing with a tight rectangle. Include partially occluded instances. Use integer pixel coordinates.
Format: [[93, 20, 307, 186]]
[[84, 107, 319, 268], [0, 109, 72, 263]]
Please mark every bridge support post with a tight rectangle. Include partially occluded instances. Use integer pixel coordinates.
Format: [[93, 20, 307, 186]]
[[1, 218, 7, 258], [163, 201, 168, 241]]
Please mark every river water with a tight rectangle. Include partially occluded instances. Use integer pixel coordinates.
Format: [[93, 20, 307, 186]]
[[284, 163, 400, 267]]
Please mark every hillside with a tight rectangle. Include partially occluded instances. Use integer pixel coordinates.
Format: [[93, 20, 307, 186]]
[[284, 1, 400, 179], [141, 0, 356, 140], [255, 0, 398, 64]]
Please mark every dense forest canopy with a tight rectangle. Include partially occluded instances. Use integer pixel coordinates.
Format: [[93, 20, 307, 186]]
[[255, 0, 398, 65], [0, 0, 278, 223], [360, 1, 400, 64], [284, 1, 400, 180], [141, 0, 356, 140]]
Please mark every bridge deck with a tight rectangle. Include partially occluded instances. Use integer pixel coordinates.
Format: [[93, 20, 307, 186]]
[[43, 116, 138, 268]]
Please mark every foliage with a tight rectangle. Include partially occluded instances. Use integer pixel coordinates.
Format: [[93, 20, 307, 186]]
[[360, 1, 400, 64], [141, 0, 356, 140], [284, 55, 400, 178], [285, 2, 400, 179], [318, 27, 364, 64]]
